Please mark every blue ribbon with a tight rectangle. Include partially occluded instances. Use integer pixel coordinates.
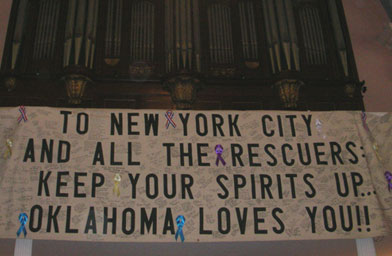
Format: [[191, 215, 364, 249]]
[[16, 213, 28, 238], [175, 215, 185, 242]]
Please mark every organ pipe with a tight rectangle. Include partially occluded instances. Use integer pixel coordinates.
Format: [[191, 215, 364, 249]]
[[299, 5, 327, 65], [33, 0, 60, 61], [130, 1, 155, 62], [328, 0, 349, 76], [165, 0, 201, 72], [207, 4, 234, 65], [63, 0, 99, 68], [11, 0, 28, 69], [239, 1, 258, 60], [262, 0, 299, 73]]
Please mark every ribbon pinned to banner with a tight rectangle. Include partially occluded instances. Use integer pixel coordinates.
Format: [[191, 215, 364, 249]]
[[113, 174, 121, 197], [175, 215, 185, 242], [17, 106, 28, 124], [16, 213, 28, 238], [361, 111, 369, 132], [315, 119, 326, 139], [3, 139, 12, 159], [385, 171, 392, 192], [372, 143, 382, 161], [215, 144, 226, 166], [165, 110, 176, 129]]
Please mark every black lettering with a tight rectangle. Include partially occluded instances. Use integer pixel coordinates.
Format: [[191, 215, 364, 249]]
[[56, 172, 69, 197], [60, 111, 72, 134], [92, 173, 104, 198], [163, 208, 175, 234], [127, 113, 139, 135], [265, 144, 277, 166], [23, 138, 35, 162], [229, 115, 241, 136], [346, 142, 358, 164], [235, 208, 247, 234], [254, 208, 267, 234], [146, 174, 158, 199], [181, 174, 194, 199], [218, 208, 231, 234], [122, 208, 135, 234], [103, 207, 117, 234], [199, 208, 212, 235], [179, 113, 190, 136], [234, 175, 246, 199], [40, 139, 53, 163], [76, 113, 89, 135], [163, 174, 176, 199], [111, 113, 122, 135], [144, 113, 159, 136], [74, 172, 87, 198], [65, 206, 78, 233], [261, 115, 274, 137], [351, 172, 363, 197], [180, 143, 193, 166], [29, 205, 43, 232], [231, 144, 244, 167], [212, 114, 225, 136], [314, 143, 327, 165], [272, 208, 285, 234], [47, 206, 61, 233], [286, 115, 297, 137], [282, 144, 294, 166], [140, 208, 157, 234], [197, 143, 210, 166], [248, 144, 261, 167], [58, 140, 70, 163], [84, 207, 97, 234], [38, 171, 51, 196], [110, 142, 122, 165], [217, 175, 229, 199], [196, 114, 208, 136], [92, 142, 104, 165], [323, 206, 337, 232], [128, 173, 140, 199], [305, 206, 317, 233], [163, 143, 174, 166], [330, 142, 344, 165], [304, 174, 316, 198]]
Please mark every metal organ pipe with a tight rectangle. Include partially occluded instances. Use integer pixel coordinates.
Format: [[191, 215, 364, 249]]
[[262, 0, 300, 72], [12, 0, 28, 69], [328, 0, 349, 76], [165, 0, 201, 72], [248, 2, 258, 58], [74, 0, 86, 65], [299, 6, 327, 65], [262, 0, 276, 73], [64, 0, 76, 67], [285, 0, 299, 71], [63, 0, 98, 68]]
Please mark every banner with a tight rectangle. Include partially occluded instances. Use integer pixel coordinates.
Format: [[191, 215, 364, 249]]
[[0, 107, 391, 242]]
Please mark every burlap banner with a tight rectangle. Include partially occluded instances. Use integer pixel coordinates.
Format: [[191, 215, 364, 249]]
[[0, 107, 391, 242]]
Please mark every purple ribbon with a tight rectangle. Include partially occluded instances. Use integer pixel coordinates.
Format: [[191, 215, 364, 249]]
[[385, 171, 392, 192], [361, 111, 369, 132], [215, 144, 226, 166]]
